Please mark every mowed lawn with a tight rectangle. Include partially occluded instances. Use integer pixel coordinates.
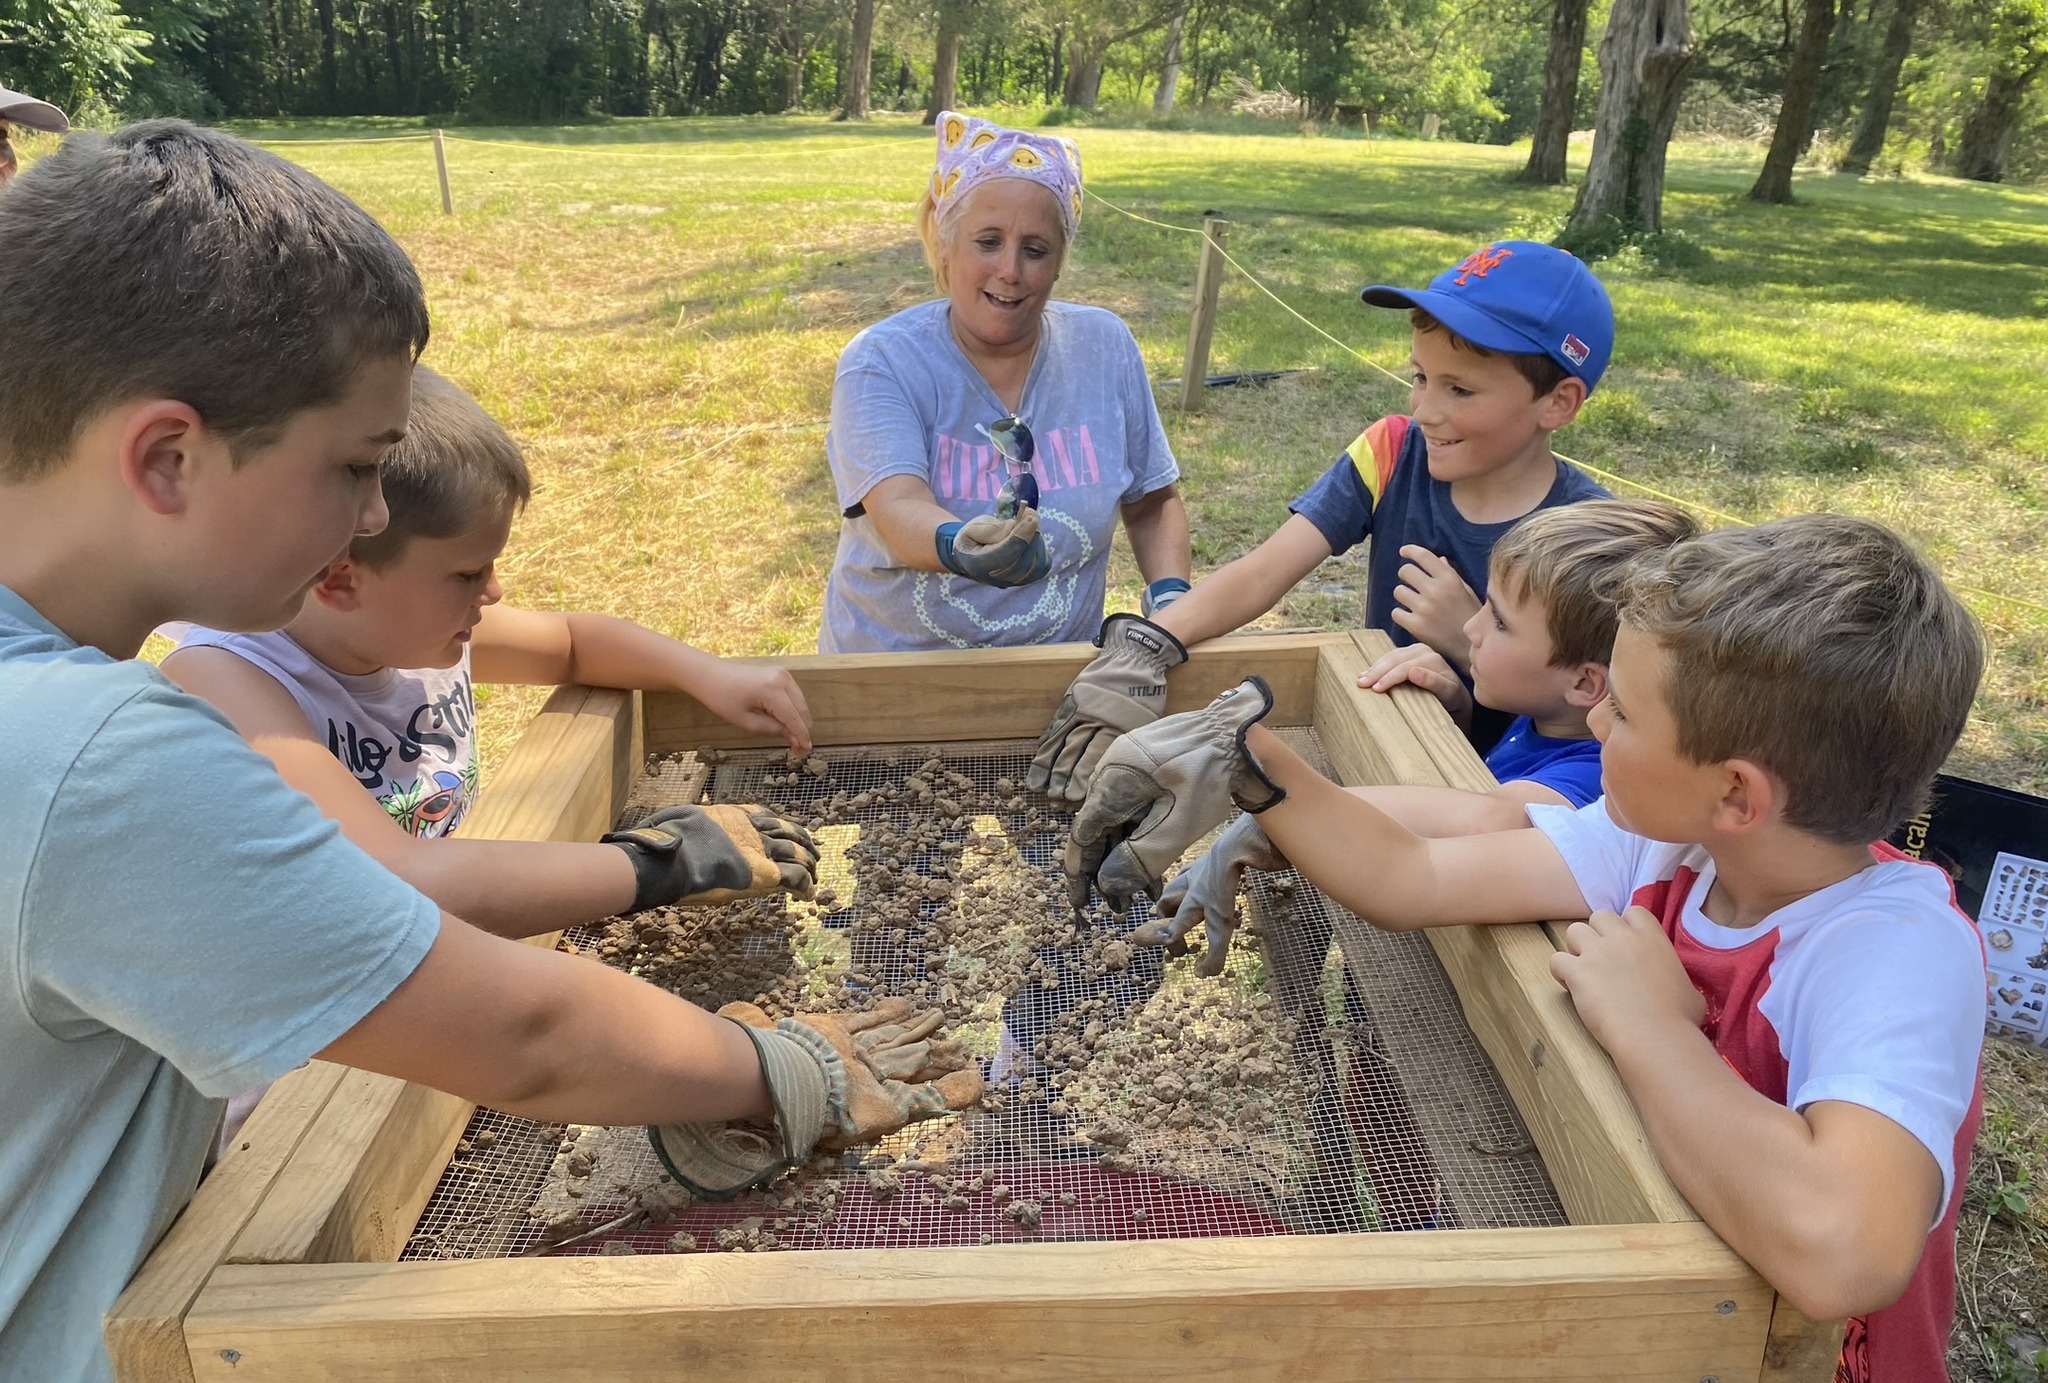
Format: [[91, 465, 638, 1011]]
[[224, 115, 2048, 803]]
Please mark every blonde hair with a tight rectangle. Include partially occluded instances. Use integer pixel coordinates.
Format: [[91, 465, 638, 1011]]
[[1489, 499, 1700, 668], [1613, 514, 1983, 845], [918, 179, 1071, 295], [350, 365, 530, 568]]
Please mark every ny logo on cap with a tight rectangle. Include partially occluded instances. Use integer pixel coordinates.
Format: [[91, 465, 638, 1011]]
[[1452, 245, 1514, 286]]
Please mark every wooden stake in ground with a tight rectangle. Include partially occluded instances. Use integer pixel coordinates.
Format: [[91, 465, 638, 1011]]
[[1179, 216, 1230, 414], [432, 130, 453, 216]]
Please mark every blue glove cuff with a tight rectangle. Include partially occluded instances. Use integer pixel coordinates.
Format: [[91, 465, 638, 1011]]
[[1142, 577, 1192, 617], [934, 521, 967, 577]]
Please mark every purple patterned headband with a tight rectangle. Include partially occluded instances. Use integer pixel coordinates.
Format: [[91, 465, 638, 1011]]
[[930, 110, 1083, 242]]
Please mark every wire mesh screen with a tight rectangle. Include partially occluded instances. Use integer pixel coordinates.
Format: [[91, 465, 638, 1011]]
[[401, 733, 1564, 1261]]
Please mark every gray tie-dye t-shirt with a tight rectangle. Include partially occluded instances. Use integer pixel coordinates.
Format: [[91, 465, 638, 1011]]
[[819, 300, 1178, 653]]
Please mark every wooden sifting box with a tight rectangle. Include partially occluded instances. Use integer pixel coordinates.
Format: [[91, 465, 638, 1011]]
[[107, 632, 1842, 1382]]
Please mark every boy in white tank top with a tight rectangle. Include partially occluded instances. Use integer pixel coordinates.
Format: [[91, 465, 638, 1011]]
[[166, 365, 819, 939]]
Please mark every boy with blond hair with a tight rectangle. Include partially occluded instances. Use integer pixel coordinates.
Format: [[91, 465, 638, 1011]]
[[0, 123, 972, 1383], [1031, 240, 1615, 801], [1070, 514, 1985, 1382], [1141, 498, 1698, 971], [167, 365, 818, 939]]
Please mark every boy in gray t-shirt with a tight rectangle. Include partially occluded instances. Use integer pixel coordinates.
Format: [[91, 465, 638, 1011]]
[[0, 124, 974, 1383]]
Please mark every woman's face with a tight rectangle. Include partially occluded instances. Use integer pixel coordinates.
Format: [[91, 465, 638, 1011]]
[[942, 179, 1065, 354]]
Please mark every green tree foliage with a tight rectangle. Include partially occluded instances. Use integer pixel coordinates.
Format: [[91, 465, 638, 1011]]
[[0, 0, 152, 115], [5, 0, 2044, 183]]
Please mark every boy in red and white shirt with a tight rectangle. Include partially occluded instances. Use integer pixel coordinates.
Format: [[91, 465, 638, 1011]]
[[1068, 514, 1987, 1383]]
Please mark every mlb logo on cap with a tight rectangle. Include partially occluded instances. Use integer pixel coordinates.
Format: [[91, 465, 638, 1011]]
[[1358, 240, 1616, 391]]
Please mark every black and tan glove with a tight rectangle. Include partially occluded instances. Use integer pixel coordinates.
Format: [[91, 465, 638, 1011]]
[[1065, 676, 1286, 917], [602, 804, 819, 912], [649, 1000, 983, 1199], [1029, 614, 1189, 803]]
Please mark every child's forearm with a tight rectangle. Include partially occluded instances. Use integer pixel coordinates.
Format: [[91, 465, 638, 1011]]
[[561, 612, 722, 693], [324, 917, 775, 1128], [1150, 568, 1273, 646], [1153, 515, 1332, 647], [1248, 727, 1589, 929], [1599, 1012, 1939, 1321], [1249, 728, 1448, 928], [1344, 784, 1533, 837], [401, 837, 639, 937]]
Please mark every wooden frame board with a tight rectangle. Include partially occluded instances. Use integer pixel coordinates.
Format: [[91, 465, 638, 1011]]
[[109, 635, 1841, 1382]]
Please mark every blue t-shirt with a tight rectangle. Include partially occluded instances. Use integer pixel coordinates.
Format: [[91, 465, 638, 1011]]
[[0, 587, 440, 1383], [1288, 415, 1609, 644], [820, 299, 1180, 653], [1484, 716, 1604, 808]]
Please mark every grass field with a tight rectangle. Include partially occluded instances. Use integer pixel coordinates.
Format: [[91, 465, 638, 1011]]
[[147, 114, 2048, 1378]]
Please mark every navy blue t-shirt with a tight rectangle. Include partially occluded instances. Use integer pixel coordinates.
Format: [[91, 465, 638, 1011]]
[[1288, 415, 1609, 645], [1484, 716, 1604, 807]]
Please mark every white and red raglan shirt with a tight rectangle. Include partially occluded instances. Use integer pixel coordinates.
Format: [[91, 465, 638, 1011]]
[[1528, 798, 1987, 1383]]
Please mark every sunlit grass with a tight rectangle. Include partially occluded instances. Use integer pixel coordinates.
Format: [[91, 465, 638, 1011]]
[[227, 115, 2046, 792]]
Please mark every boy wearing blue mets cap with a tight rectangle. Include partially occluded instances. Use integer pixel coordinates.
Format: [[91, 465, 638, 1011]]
[[1031, 239, 1615, 802]]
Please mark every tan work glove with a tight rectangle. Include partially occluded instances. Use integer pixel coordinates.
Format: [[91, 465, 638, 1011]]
[[1130, 812, 1289, 977], [649, 999, 983, 1199], [1066, 676, 1286, 916], [1029, 614, 1189, 803]]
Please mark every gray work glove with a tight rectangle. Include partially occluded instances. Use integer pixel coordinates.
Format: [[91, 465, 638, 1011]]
[[602, 804, 819, 912], [1029, 614, 1190, 803], [1130, 812, 1288, 977], [1065, 676, 1286, 917], [650, 1000, 983, 1199], [936, 504, 1051, 588]]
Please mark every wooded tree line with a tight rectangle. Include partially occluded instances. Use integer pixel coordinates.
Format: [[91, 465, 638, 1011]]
[[4, 0, 2045, 183]]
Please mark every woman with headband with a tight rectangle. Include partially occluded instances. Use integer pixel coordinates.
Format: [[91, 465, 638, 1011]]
[[818, 111, 1191, 654]]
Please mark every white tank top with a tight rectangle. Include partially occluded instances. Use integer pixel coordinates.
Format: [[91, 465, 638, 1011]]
[[170, 626, 479, 839]]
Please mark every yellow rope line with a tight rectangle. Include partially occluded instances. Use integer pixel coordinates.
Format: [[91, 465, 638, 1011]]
[[1083, 188, 2048, 620], [245, 133, 434, 145]]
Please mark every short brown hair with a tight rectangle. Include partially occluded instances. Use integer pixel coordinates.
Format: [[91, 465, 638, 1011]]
[[0, 121, 429, 483], [1615, 515, 1983, 846], [1491, 499, 1700, 667], [1411, 308, 1569, 397], [350, 366, 531, 568]]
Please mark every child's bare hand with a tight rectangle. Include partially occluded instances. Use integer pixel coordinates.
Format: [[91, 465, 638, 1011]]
[[697, 663, 814, 756], [1390, 545, 1480, 669], [1357, 643, 1472, 727], [1550, 907, 1707, 1051]]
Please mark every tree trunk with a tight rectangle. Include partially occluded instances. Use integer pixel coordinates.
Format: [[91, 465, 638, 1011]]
[[1064, 42, 1105, 109], [1047, 23, 1064, 104], [1154, 0, 1188, 113], [1838, 0, 1921, 173], [1954, 51, 2048, 182], [1749, 0, 1838, 201], [923, 0, 965, 123], [841, 0, 874, 118], [1561, 0, 1696, 249], [782, 51, 806, 110], [1521, 0, 1591, 184]]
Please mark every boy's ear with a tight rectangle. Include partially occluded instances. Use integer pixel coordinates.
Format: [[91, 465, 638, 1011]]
[[1564, 661, 1609, 710], [118, 401, 215, 517], [1536, 376, 1589, 432], [1710, 758, 1782, 836], [310, 557, 367, 612]]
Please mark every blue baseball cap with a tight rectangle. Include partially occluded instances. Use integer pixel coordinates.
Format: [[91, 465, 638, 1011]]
[[1360, 241, 1614, 392]]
